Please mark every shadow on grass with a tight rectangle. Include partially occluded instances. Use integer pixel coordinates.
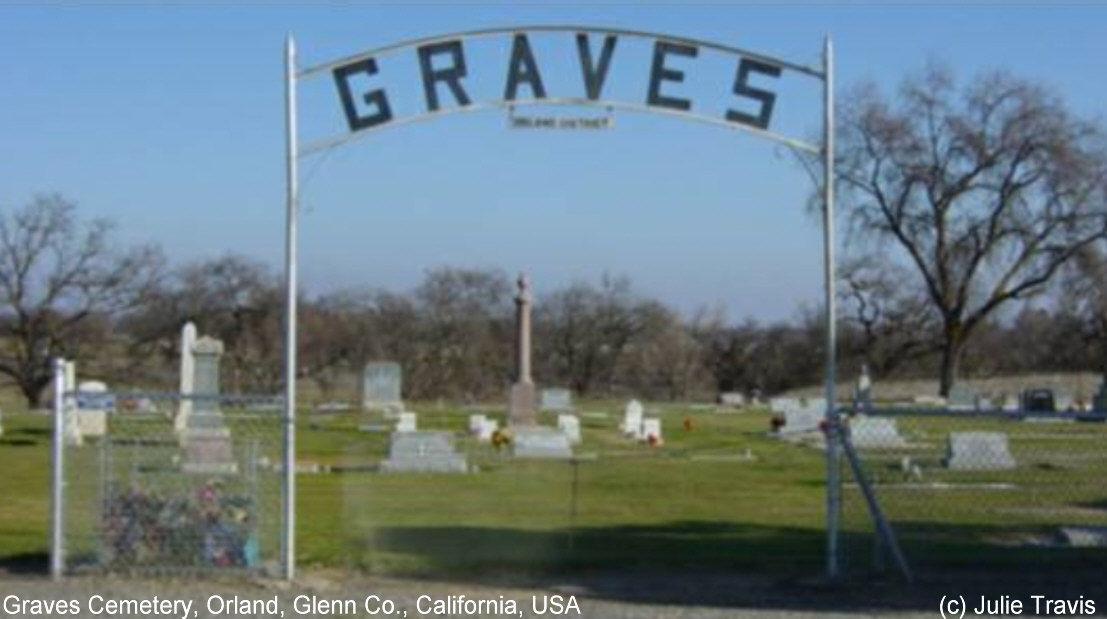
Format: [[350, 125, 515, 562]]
[[346, 520, 1107, 611], [0, 552, 47, 575]]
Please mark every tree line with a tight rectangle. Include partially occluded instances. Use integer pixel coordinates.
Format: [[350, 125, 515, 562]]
[[4, 62, 1107, 405]]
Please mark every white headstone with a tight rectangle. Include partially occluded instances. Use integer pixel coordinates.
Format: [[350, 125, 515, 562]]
[[557, 414, 581, 444], [175, 321, 197, 433], [513, 427, 573, 459], [781, 408, 822, 434], [380, 431, 467, 473], [850, 416, 906, 449], [719, 392, 745, 408], [770, 397, 799, 414], [469, 414, 497, 442], [395, 411, 417, 433], [75, 380, 109, 438], [948, 386, 976, 412], [540, 388, 574, 412], [622, 399, 645, 438], [641, 417, 663, 445], [946, 432, 1016, 470], [362, 362, 403, 410]]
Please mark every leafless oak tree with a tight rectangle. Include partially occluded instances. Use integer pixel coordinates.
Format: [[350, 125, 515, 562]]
[[837, 64, 1107, 395], [0, 195, 163, 405]]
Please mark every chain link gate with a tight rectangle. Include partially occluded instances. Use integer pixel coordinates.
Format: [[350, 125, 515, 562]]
[[51, 359, 285, 576]]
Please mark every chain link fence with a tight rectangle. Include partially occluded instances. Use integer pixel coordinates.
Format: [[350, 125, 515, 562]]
[[56, 389, 284, 576], [841, 406, 1107, 577]]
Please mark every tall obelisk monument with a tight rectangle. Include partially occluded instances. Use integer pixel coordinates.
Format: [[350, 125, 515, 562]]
[[509, 273, 537, 426]]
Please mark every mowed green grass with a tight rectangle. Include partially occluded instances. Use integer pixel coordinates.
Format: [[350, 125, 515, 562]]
[[4, 403, 1107, 576]]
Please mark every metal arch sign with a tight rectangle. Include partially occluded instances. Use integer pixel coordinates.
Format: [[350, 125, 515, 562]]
[[278, 25, 841, 583], [295, 26, 824, 156]]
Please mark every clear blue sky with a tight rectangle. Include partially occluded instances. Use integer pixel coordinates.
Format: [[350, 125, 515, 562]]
[[2, 2, 1105, 320]]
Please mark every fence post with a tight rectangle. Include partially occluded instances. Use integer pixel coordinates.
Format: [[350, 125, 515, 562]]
[[50, 356, 66, 579]]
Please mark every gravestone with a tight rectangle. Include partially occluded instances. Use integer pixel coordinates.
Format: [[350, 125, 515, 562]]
[[719, 392, 745, 408], [557, 414, 581, 444], [540, 388, 573, 412], [781, 407, 822, 434], [853, 365, 872, 412], [770, 397, 799, 414], [395, 411, 417, 433], [849, 416, 906, 449], [468, 415, 497, 442], [513, 427, 572, 459], [622, 399, 644, 438], [362, 362, 403, 411], [948, 386, 976, 412], [1094, 377, 1107, 413], [175, 321, 197, 434], [641, 418, 663, 445], [380, 431, 467, 473], [1021, 388, 1056, 414], [181, 336, 237, 474], [946, 432, 1016, 470], [1002, 395, 1020, 412], [75, 380, 110, 438]]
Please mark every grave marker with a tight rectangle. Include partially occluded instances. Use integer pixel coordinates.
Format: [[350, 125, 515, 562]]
[[849, 416, 906, 449], [513, 427, 572, 459], [946, 432, 1016, 470], [380, 431, 467, 473], [557, 414, 581, 444], [540, 388, 573, 412], [362, 362, 403, 410]]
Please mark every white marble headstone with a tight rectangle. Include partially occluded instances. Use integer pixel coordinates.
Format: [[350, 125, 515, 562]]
[[622, 399, 644, 438], [75, 380, 109, 438], [396, 411, 417, 433], [850, 416, 906, 449], [540, 388, 573, 412], [513, 427, 572, 459], [641, 417, 663, 445], [381, 431, 467, 473], [557, 414, 581, 444]]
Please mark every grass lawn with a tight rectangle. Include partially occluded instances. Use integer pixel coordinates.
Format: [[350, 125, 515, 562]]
[[3, 401, 1107, 578]]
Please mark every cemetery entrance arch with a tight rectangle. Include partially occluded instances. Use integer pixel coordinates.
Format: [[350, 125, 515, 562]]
[[281, 26, 840, 580]]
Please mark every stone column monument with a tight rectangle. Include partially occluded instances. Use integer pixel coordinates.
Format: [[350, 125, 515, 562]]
[[509, 273, 537, 426]]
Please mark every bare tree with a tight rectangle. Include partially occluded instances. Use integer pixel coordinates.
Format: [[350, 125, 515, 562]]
[[535, 274, 645, 396], [0, 195, 163, 406], [837, 64, 1107, 395], [839, 255, 937, 376]]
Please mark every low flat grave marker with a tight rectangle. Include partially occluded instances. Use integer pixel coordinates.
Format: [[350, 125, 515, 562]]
[[380, 431, 468, 473], [513, 427, 572, 459]]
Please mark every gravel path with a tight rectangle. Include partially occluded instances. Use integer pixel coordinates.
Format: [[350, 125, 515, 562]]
[[0, 571, 974, 619]]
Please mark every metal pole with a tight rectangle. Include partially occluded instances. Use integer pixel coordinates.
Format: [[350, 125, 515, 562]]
[[821, 35, 840, 579], [50, 357, 65, 580], [282, 34, 299, 582]]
